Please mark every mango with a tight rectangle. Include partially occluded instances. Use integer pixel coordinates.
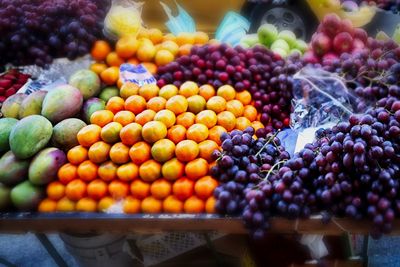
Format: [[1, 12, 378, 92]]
[[69, 69, 101, 100], [11, 180, 43, 211], [29, 147, 67, 185], [52, 118, 87, 150], [18, 90, 47, 118], [0, 151, 30, 185], [41, 84, 83, 123], [81, 97, 105, 123], [0, 183, 11, 211], [10, 115, 53, 159], [1, 93, 26, 118], [0, 118, 18, 153], [99, 86, 119, 102]]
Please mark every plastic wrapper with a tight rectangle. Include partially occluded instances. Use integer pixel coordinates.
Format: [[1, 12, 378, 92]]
[[160, 1, 196, 35]]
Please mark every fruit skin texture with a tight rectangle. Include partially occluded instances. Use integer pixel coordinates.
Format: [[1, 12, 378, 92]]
[[257, 23, 278, 47], [1, 93, 26, 119], [10, 180, 43, 211], [99, 87, 120, 102], [311, 33, 331, 56], [0, 184, 11, 211], [28, 147, 67, 185], [0, 118, 18, 153], [69, 70, 101, 100], [0, 151, 30, 186], [18, 90, 47, 118], [81, 97, 106, 124], [41, 85, 83, 123], [51, 118, 87, 151], [9, 115, 53, 159], [333, 32, 353, 54]]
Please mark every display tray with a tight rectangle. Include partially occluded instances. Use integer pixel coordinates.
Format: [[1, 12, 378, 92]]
[[1, 213, 399, 235]]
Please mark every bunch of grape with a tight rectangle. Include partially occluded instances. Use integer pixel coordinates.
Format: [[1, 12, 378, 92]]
[[157, 44, 303, 132], [0, 0, 110, 67]]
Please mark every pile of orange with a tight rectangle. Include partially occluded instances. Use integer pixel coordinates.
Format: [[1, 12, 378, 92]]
[[90, 29, 210, 87], [38, 81, 264, 214]]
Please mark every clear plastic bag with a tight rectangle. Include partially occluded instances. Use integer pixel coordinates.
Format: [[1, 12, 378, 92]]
[[290, 66, 364, 131]]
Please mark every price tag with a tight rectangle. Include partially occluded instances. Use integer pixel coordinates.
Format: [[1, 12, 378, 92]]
[[120, 64, 157, 87]]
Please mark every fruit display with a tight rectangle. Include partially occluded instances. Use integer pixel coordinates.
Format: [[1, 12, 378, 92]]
[[0, 69, 30, 103], [240, 24, 308, 57]]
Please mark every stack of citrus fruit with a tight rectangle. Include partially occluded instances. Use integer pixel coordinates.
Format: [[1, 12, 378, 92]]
[[90, 29, 210, 87], [38, 81, 264, 214]]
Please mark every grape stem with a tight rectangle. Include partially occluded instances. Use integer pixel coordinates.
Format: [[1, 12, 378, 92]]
[[255, 130, 281, 158], [262, 159, 287, 184]]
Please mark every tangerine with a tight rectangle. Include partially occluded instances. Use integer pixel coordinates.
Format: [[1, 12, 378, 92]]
[[105, 96, 125, 114], [178, 44, 193, 56], [141, 121, 167, 143], [38, 199, 57, 212], [173, 177, 194, 201], [175, 140, 199, 162], [100, 67, 120, 85], [137, 44, 156, 62], [160, 40, 179, 56], [184, 196, 205, 213], [199, 84, 215, 100], [109, 142, 130, 164], [151, 139, 176, 163], [154, 109, 176, 128], [77, 125, 102, 147], [176, 112, 195, 128], [150, 179, 172, 200], [91, 40, 112, 61], [205, 196, 216, 213], [129, 141, 151, 165], [161, 158, 185, 181], [198, 140, 219, 162], [98, 196, 115, 211], [179, 81, 199, 97], [123, 196, 141, 214], [159, 84, 178, 99], [113, 110, 135, 126], [65, 179, 87, 201], [166, 95, 188, 115], [117, 162, 139, 182], [77, 160, 98, 182], [115, 35, 139, 59], [76, 197, 97, 212], [243, 105, 258, 122], [186, 124, 209, 143], [139, 84, 160, 101], [98, 161, 118, 182], [217, 85, 236, 101], [135, 110, 156, 126], [206, 96, 226, 114], [148, 28, 163, 44], [101, 122, 123, 143], [125, 95, 147, 115], [106, 52, 124, 67], [120, 82, 140, 99], [88, 141, 111, 164], [187, 95, 206, 114], [120, 123, 142, 146], [67, 145, 88, 165], [142, 62, 158, 75], [47, 181, 65, 201], [194, 32, 209, 44], [90, 110, 114, 127], [139, 159, 162, 182], [167, 125, 186, 144], [226, 100, 244, 118], [235, 90, 252, 105], [217, 111, 237, 131], [56, 197, 76, 212], [163, 195, 183, 213], [147, 97, 166, 112], [185, 158, 208, 180], [130, 179, 151, 199], [90, 63, 107, 75], [141, 196, 162, 213], [236, 117, 252, 131], [208, 125, 227, 145], [87, 179, 108, 200], [194, 176, 218, 199], [195, 110, 217, 128], [58, 163, 78, 185], [108, 180, 129, 199], [155, 49, 174, 66]]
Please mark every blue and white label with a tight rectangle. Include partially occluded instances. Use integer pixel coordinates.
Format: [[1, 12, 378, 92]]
[[120, 63, 157, 86]]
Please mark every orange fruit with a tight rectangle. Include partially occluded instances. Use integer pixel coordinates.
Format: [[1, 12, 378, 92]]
[[159, 84, 178, 99], [148, 28, 163, 44], [127, 58, 140, 65], [90, 63, 107, 75], [98, 161, 118, 182], [199, 85, 215, 101], [87, 179, 108, 200], [101, 122, 123, 143], [151, 139, 176, 163], [155, 49, 174, 66], [38, 199, 57, 212], [106, 96, 125, 114], [137, 28, 150, 39], [88, 141, 111, 164], [226, 100, 244, 118], [185, 158, 208, 180], [150, 179, 172, 200], [120, 123, 143, 146], [117, 78, 124, 89], [106, 52, 124, 67], [186, 123, 209, 143], [113, 111, 135, 126], [162, 158, 185, 181], [217, 85, 236, 101], [139, 159, 162, 182], [141, 62, 158, 74], [205, 196, 216, 213], [129, 141, 151, 165], [56, 197, 76, 212], [67, 145, 88, 165], [187, 95, 206, 114], [252, 121, 264, 132], [139, 84, 160, 101], [176, 32, 195, 46], [147, 97, 166, 112], [184, 196, 205, 213], [141, 196, 162, 213], [100, 66, 120, 85], [141, 121, 167, 143], [137, 44, 156, 62], [76, 197, 97, 212], [236, 117, 252, 131], [175, 140, 199, 162], [77, 125, 102, 147], [173, 177, 194, 201], [110, 142, 130, 164], [160, 40, 179, 56], [194, 32, 209, 44], [243, 105, 258, 122], [135, 110, 156, 126], [195, 110, 217, 128], [162, 33, 177, 42], [125, 95, 147, 115], [47, 181, 65, 201], [179, 81, 199, 97], [208, 125, 227, 145], [166, 95, 188, 115], [123, 196, 141, 214], [167, 125, 186, 144], [194, 176, 218, 199], [217, 111, 237, 131], [130, 179, 151, 199], [178, 44, 193, 56], [117, 162, 139, 182], [58, 163, 78, 185], [108, 180, 129, 199], [153, 109, 175, 128], [198, 140, 219, 162], [163, 195, 184, 213], [176, 112, 195, 128], [115, 35, 139, 59], [91, 40, 112, 61], [120, 82, 140, 99], [235, 90, 252, 105], [206, 96, 226, 114], [77, 160, 98, 182], [65, 179, 87, 201], [98, 196, 115, 212]]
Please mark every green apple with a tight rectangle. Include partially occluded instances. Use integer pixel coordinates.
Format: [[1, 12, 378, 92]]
[[271, 47, 288, 58], [257, 23, 278, 47], [289, 48, 302, 56], [295, 40, 308, 52], [278, 30, 297, 48], [241, 34, 259, 47], [271, 39, 290, 53]]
